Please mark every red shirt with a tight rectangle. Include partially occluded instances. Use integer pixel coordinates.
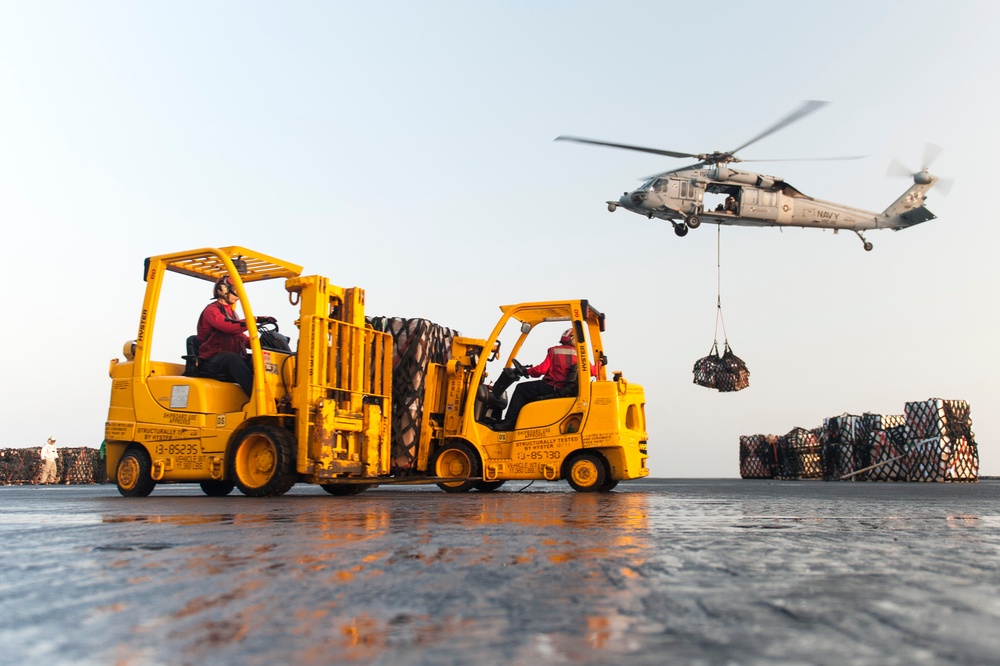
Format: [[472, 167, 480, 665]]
[[197, 302, 248, 359], [527, 344, 578, 388]]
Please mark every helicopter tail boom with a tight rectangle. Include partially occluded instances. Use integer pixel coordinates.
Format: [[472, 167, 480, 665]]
[[881, 173, 938, 229]]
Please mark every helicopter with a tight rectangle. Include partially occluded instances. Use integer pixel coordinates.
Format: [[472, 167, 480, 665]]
[[556, 101, 946, 251]]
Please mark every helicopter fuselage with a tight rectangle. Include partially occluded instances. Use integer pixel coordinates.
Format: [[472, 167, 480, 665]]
[[608, 166, 936, 249]]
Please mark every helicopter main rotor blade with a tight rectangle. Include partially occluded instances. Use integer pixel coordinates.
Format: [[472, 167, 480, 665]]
[[728, 100, 829, 156], [639, 162, 707, 180], [555, 136, 699, 160], [739, 155, 868, 163]]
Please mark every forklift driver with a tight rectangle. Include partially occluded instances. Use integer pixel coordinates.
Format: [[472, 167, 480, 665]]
[[496, 329, 582, 431], [196, 276, 275, 396]]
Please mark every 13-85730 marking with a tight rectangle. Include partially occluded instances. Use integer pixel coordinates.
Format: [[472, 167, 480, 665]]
[[516, 449, 560, 461]]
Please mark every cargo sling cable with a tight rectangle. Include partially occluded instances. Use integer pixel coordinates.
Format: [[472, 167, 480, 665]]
[[692, 226, 750, 392]]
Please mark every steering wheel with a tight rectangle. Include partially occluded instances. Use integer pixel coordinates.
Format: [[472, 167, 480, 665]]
[[511, 358, 530, 378], [256, 317, 279, 332]]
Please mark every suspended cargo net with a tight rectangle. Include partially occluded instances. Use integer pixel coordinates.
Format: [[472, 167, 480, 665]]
[[693, 227, 749, 392], [0, 448, 104, 485], [739, 434, 778, 479], [903, 399, 978, 482], [368, 317, 457, 473]]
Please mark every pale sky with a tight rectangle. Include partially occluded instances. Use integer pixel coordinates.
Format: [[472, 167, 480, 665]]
[[1, 1, 996, 478]]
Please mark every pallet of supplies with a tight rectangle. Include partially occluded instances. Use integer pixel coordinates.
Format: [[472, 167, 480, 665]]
[[903, 399, 978, 482], [739, 434, 778, 478], [368, 317, 458, 472]]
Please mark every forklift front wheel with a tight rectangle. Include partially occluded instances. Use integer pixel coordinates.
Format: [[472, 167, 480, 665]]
[[433, 442, 480, 493], [565, 452, 607, 493], [232, 426, 296, 497]]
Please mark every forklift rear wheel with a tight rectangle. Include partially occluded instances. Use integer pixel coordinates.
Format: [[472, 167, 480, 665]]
[[199, 479, 235, 496], [116, 448, 156, 497], [566, 452, 607, 493], [473, 480, 506, 492], [232, 426, 296, 497], [433, 442, 480, 493], [321, 483, 372, 496]]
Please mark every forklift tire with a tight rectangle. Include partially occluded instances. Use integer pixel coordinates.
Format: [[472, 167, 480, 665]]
[[321, 483, 372, 496], [231, 425, 296, 497], [473, 480, 506, 492], [433, 441, 480, 493], [200, 479, 236, 496], [599, 478, 620, 492], [565, 452, 607, 493], [116, 448, 156, 497]]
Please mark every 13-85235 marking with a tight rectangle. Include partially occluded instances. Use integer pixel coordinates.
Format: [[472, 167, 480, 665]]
[[155, 443, 199, 456]]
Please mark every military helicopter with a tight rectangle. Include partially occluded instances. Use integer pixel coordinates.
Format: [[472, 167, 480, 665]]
[[556, 101, 946, 251]]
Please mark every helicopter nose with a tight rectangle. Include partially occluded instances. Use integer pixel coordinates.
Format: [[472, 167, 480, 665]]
[[629, 191, 645, 206]]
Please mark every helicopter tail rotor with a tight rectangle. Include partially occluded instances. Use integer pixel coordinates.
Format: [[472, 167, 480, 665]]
[[887, 144, 952, 195]]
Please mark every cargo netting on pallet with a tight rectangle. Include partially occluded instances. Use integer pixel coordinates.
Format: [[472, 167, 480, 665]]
[[903, 399, 978, 482], [368, 317, 457, 473], [739, 434, 778, 478], [0, 448, 105, 485], [855, 412, 906, 479], [821, 414, 863, 480], [739, 398, 978, 482], [776, 427, 823, 479], [867, 426, 909, 481]]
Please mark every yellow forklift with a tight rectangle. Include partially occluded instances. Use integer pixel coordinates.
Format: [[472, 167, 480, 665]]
[[105, 246, 648, 496]]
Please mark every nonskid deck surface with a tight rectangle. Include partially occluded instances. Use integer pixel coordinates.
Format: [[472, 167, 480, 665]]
[[2, 479, 998, 664]]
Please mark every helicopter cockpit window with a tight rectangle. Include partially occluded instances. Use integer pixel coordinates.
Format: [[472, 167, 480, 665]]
[[653, 178, 669, 192], [641, 178, 656, 190]]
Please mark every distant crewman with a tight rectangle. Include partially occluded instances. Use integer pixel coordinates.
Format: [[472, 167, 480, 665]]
[[36, 437, 59, 484], [724, 194, 737, 214]]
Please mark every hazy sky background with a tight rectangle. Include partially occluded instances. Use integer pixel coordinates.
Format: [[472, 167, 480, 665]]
[[1, 1, 996, 478]]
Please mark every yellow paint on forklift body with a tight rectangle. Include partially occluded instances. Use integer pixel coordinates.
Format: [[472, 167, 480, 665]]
[[105, 247, 648, 497]]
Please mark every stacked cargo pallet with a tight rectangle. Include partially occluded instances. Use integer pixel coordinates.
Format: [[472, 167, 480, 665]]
[[367, 316, 457, 473], [739, 398, 979, 482], [0, 447, 105, 485]]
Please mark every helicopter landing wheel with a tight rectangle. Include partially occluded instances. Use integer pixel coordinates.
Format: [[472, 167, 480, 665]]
[[674, 223, 689, 237], [686, 214, 701, 229], [854, 230, 873, 252]]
